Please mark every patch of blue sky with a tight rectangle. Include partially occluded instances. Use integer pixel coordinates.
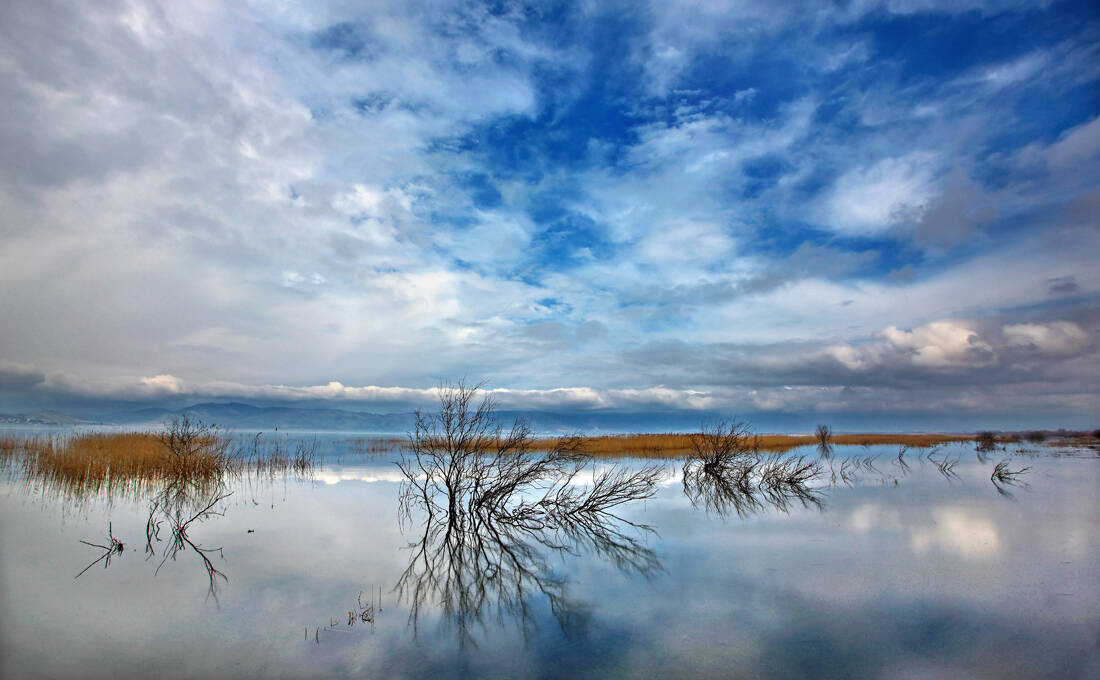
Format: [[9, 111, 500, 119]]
[[351, 92, 392, 116], [308, 21, 374, 61], [670, 50, 810, 123], [529, 213, 616, 271], [455, 172, 504, 210]]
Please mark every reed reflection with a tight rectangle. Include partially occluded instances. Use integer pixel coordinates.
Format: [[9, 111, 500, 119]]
[[56, 419, 320, 602]]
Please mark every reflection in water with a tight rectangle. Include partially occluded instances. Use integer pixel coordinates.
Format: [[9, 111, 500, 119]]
[[396, 383, 663, 646], [0, 437, 1094, 679], [682, 453, 825, 518], [309, 588, 381, 644], [75, 477, 234, 602], [144, 479, 233, 603], [816, 424, 833, 458], [397, 484, 660, 646], [990, 458, 1031, 497]]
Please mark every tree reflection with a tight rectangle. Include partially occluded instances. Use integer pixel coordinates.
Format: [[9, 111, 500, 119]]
[[144, 478, 232, 603], [682, 454, 825, 518], [74, 476, 232, 603], [681, 422, 826, 518], [396, 382, 663, 647]]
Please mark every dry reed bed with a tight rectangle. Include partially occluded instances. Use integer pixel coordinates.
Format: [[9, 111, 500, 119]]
[[0, 427, 317, 500], [529, 432, 978, 458]]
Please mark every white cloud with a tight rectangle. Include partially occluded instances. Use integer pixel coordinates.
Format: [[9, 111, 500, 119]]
[[1003, 321, 1089, 355], [909, 508, 1001, 559], [880, 321, 994, 368], [827, 152, 939, 235]]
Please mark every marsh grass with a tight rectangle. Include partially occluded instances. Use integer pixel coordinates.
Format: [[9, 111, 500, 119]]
[[530, 432, 976, 459], [348, 437, 404, 455], [0, 419, 319, 502]]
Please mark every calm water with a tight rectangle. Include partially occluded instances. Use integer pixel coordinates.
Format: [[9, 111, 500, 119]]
[[1, 440, 1097, 679]]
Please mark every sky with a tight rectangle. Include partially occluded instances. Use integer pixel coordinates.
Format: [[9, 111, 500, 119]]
[[0, 0, 1098, 428]]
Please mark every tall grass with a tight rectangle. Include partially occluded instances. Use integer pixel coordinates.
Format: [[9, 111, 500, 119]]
[[530, 432, 977, 459], [0, 421, 318, 501]]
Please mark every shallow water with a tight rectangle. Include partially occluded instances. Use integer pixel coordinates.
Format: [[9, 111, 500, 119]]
[[1, 441, 1097, 679]]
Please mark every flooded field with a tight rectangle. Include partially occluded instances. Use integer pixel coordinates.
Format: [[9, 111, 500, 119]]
[[1, 433, 1097, 679]]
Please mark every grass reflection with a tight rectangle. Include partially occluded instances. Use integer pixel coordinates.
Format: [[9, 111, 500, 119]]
[[0, 417, 319, 504]]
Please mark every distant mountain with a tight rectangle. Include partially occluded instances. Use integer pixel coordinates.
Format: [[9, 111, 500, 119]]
[[104, 401, 737, 434], [0, 411, 90, 425]]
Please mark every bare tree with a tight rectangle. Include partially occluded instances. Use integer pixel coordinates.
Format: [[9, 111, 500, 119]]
[[683, 421, 824, 518], [687, 420, 759, 474], [395, 381, 664, 645], [815, 424, 832, 456], [975, 431, 998, 453]]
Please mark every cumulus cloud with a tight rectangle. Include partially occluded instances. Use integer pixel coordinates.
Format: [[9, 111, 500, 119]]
[[880, 321, 994, 368]]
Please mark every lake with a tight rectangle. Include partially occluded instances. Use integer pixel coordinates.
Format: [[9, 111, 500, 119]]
[[1, 438, 1097, 679]]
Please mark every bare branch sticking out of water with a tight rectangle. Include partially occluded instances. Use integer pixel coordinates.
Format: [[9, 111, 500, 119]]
[[815, 424, 833, 457], [310, 586, 382, 644], [894, 447, 911, 474], [991, 459, 1031, 483], [75, 522, 125, 578], [142, 480, 233, 603], [934, 455, 960, 480], [990, 459, 1031, 497]]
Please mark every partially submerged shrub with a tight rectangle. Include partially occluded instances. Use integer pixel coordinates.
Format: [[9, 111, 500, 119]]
[[688, 421, 759, 474], [398, 381, 663, 526], [991, 459, 1030, 483], [396, 381, 662, 644], [975, 431, 998, 452], [683, 421, 826, 517]]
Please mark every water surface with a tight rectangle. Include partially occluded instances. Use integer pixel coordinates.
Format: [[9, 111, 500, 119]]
[[1, 440, 1097, 679]]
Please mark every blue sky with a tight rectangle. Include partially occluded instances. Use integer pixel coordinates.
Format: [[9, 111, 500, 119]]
[[0, 0, 1097, 427]]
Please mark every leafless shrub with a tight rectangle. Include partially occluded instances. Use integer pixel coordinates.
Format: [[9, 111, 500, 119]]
[[687, 421, 759, 474], [157, 415, 230, 475], [991, 459, 1030, 483], [975, 431, 998, 452], [395, 381, 663, 645], [815, 424, 832, 455], [683, 423, 825, 517]]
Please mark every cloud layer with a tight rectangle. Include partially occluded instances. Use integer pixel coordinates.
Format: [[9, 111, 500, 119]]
[[1, 0, 1097, 425]]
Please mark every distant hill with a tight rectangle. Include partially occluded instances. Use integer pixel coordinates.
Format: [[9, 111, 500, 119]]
[[0, 411, 90, 425], [112, 402, 414, 432], [102, 401, 733, 434]]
